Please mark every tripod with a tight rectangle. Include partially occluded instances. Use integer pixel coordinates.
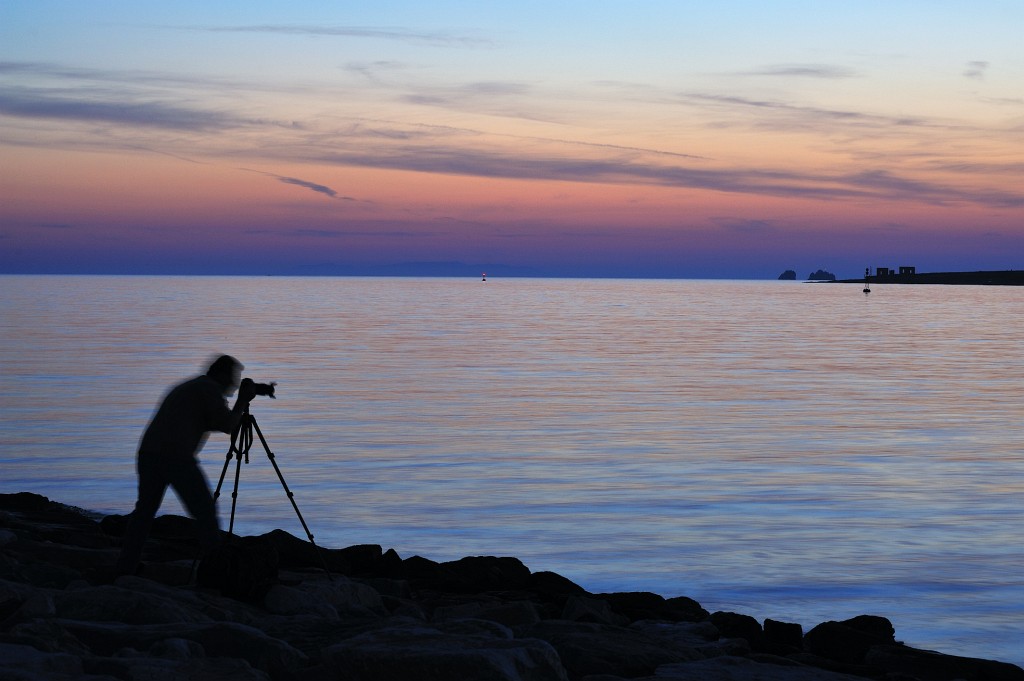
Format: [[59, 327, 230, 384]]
[[213, 407, 330, 576]]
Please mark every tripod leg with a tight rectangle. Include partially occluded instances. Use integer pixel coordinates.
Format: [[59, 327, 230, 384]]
[[220, 413, 252, 536], [215, 416, 247, 504], [213, 448, 234, 502], [248, 415, 332, 578], [228, 451, 243, 535]]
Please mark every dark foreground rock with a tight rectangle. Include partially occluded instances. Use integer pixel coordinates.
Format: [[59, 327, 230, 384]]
[[2, 493, 1021, 681]]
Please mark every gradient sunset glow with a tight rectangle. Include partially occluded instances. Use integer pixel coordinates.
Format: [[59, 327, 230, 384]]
[[3, 2, 1023, 278]]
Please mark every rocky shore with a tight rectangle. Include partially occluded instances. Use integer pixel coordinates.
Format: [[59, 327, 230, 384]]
[[2, 493, 1021, 681]]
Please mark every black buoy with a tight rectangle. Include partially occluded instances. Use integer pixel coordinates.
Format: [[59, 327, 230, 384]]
[[863, 267, 871, 294]]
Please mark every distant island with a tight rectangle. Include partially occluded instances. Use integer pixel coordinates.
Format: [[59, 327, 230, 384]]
[[835, 268, 1024, 286], [777, 269, 836, 281]]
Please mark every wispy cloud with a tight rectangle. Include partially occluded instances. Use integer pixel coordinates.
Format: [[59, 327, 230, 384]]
[[181, 24, 493, 48], [963, 61, 989, 80], [404, 80, 532, 106], [277, 176, 352, 200], [711, 217, 778, 233], [293, 137, 1024, 208], [334, 117, 707, 162], [932, 161, 1024, 175], [682, 92, 930, 129], [345, 60, 412, 81], [0, 60, 260, 95], [742, 64, 859, 79], [0, 62, 248, 132], [238, 168, 354, 200], [398, 80, 564, 123], [0, 87, 239, 131], [244, 224, 448, 239]]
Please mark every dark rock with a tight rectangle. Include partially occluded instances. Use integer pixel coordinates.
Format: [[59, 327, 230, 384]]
[[322, 620, 567, 681], [529, 570, 589, 597], [6, 617, 92, 655], [0, 493, 94, 522], [807, 269, 836, 281], [196, 536, 279, 602], [272, 574, 386, 618], [665, 596, 711, 623], [333, 543, 386, 574], [803, 615, 894, 664], [0, 493, 109, 551], [149, 636, 205, 658], [58, 619, 307, 677], [628, 619, 719, 651], [434, 599, 543, 628], [764, 618, 803, 654], [1, 541, 105, 587], [438, 556, 532, 592], [562, 594, 629, 626], [257, 527, 342, 573], [597, 591, 669, 622], [53, 583, 211, 624], [516, 620, 695, 679], [379, 546, 405, 575], [778, 270, 797, 280], [865, 643, 1024, 681], [152, 512, 203, 539], [97, 654, 272, 681], [400, 554, 447, 580], [99, 513, 128, 537], [263, 583, 339, 619], [841, 614, 895, 641], [712, 611, 766, 651], [698, 636, 754, 658], [640, 656, 868, 680], [0, 642, 85, 679], [359, 576, 412, 599], [591, 591, 709, 624]]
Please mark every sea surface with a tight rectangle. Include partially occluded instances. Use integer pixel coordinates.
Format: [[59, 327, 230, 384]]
[[1, 275, 1022, 665]]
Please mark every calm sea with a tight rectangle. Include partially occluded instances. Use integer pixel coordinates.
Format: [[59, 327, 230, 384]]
[[1, 275, 1022, 665]]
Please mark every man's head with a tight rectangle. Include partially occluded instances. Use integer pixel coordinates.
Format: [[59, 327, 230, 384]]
[[207, 354, 243, 395]]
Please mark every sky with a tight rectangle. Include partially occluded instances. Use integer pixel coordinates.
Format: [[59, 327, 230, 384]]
[[2, 1, 1023, 279]]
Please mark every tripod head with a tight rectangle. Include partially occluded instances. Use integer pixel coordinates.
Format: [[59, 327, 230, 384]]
[[229, 409, 256, 464]]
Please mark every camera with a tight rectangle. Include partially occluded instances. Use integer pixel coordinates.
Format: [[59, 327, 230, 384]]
[[241, 377, 276, 398]]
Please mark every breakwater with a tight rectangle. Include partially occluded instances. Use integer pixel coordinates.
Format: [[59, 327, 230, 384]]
[[836, 270, 1024, 285]]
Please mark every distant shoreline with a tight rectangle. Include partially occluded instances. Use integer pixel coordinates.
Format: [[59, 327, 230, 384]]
[[834, 269, 1024, 285]]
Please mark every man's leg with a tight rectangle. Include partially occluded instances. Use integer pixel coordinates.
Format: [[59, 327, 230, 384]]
[[170, 459, 222, 552], [115, 455, 167, 575]]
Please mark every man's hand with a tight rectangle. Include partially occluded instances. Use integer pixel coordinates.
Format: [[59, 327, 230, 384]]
[[238, 378, 258, 404]]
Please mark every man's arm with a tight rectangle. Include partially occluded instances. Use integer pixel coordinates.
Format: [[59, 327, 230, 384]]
[[209, 379, 257, 434]]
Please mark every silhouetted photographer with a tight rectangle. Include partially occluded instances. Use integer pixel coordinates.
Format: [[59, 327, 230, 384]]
[[115, 355, 263, 576]]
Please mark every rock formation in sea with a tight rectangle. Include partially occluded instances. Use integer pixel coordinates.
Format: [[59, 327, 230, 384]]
[[807, 270, 837, 281], [778, 270, 797, 280], [2, 492, 1022, 681]]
